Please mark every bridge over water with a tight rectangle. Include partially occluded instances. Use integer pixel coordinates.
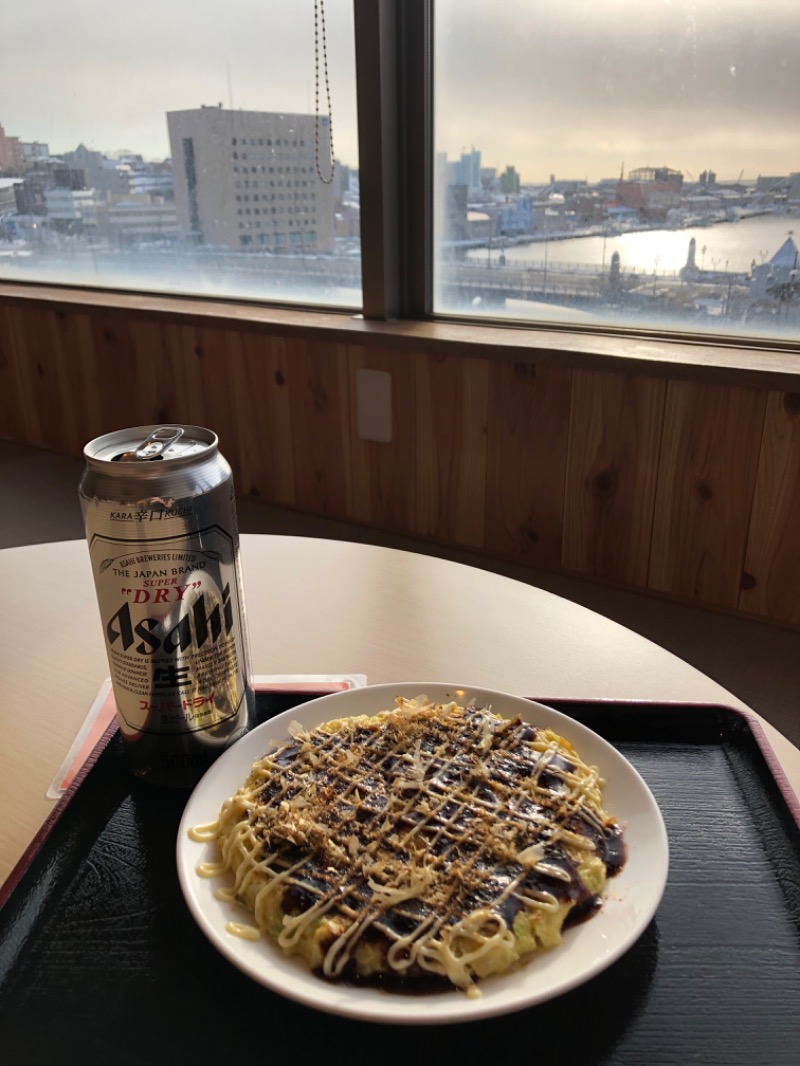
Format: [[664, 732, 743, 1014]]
[[200, 251, 642, 305], [9, 242, 746, 312]]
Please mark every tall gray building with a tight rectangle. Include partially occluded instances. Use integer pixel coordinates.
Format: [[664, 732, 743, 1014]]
[[167, 106, 335, 252]]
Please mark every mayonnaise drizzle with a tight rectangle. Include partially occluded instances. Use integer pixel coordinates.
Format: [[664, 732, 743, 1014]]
[[191, 696, 623, 996], [225, 921, 261, 941]]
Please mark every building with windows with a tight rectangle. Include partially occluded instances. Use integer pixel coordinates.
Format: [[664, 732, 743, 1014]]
[[43, 187, 99, 232], [496, 195, 532, 235], [616, 166, 683, 220], [14, 160, 87, 217], [0, 177, 20, 214], [166, 106, 335, 252], [450, 149, 482, 198], [104, 195, 179, 245], [61, 145, 106, 189], [499, 165, 520, 195], [21, 142, 49, 165], [0, 123, 25, 174]]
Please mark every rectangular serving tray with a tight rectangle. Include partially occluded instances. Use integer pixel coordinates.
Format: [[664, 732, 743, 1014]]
[[1, 691, 799, 1064]]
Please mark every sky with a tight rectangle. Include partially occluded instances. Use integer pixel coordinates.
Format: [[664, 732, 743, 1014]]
[[2, 0, 797, 185]]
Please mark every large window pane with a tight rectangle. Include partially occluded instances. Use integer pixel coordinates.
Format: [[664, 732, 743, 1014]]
[[434, 0, 799, 342], [0, 1, 360, 308]]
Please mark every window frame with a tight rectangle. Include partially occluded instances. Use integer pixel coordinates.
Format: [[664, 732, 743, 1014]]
[[353, 0, 800, 357], [1, 0, 798, 366], [354, 0, 432, 321]]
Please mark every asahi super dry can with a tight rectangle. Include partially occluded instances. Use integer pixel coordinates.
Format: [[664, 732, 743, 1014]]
[[79, 425, 255, 787]]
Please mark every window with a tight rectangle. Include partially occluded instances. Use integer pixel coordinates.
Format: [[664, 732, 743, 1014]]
[[0, 1, 360, 308], [1, 1, 798, 348], [432, 0, 800, 343]]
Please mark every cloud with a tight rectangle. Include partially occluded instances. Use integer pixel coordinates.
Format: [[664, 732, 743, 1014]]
[[2, 0, 796, 183], [1, 0, 358, 161], [434, 0, 799, 181]]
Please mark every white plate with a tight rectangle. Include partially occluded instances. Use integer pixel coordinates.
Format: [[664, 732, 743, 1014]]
[[177, 682, 669, 1025]]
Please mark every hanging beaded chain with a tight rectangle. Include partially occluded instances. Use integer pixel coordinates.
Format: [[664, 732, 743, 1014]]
[[314, 0, 336, 185]]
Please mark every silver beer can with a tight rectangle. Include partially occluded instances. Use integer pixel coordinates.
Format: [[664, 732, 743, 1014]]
[[79, 425, 255, 787]]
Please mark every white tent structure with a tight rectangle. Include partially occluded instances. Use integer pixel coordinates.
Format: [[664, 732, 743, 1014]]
[[749, 234, 799, 303]]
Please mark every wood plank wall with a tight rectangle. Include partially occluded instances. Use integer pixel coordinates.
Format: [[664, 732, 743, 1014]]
[[2, 298, 800, 629]]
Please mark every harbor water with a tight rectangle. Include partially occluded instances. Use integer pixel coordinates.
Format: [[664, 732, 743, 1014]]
[[467, 216, 798, 277]]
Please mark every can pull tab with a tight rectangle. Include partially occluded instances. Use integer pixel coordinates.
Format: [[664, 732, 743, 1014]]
[[119, 426, 184, 461]]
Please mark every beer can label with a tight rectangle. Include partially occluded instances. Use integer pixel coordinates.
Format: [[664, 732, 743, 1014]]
[[87, 525, 249, 738]]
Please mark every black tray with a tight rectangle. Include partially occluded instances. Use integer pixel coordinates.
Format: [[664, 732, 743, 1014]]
[[1, 692, 799, 1065]]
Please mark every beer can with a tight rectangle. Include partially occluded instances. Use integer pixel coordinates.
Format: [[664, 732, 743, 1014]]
[[79, 425, 255, 787]]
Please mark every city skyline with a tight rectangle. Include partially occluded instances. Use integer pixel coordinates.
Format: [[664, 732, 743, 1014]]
[[2, 1, 798, 185]]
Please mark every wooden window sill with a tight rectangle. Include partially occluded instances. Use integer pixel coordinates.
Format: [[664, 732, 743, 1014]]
[[1, 280, 800, 389]]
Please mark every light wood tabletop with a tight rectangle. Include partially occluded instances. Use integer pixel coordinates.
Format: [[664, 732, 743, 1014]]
[[2, 533, 798, 886]]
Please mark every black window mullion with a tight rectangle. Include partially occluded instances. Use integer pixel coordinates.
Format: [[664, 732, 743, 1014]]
[[354, 0, 432, 321]]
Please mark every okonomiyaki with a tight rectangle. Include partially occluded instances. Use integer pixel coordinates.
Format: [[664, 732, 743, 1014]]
[[192, 694, 625, 997]]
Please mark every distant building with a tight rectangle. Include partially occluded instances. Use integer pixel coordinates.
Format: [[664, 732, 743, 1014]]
[[531, 195, 567, 233], [14, 161, 87, 216], [450, 149, 482, 197], [0, 177, 21, 213], [617, 166, 683, 219], [43, 187, 99, 232], [58, 146, 174, 207], [0, 123, 25, 174], [480, 167, 498, 193], [548, 176, 588, 197], [437, 183, 468, 251], [166, 106, 335, 252], [755, 175, 788, 193], [334, 201, 360, 239], [62, 144, 106, 188], [104, 195, 179, 244], [496, 196, 532, 235], [466, 209, 493, 241], [128, 165, 174, 199], [21, 141, 50, 165], [500, 166, 520, 195]]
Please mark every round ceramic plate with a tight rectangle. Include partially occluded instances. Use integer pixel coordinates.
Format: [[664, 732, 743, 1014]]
[[177, 682, 669, 1025]]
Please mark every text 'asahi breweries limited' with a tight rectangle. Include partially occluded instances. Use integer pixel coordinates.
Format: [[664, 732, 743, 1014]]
[[79, 425, 255, 787]]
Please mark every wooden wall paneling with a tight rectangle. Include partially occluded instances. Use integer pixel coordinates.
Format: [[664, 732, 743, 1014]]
[[414, 350, 489, 548], [45, 309, 102, 454], [0, 305, 36, 443], [125, 316, 179, 430], [347, 345, 417, 533], [231, 330, 296, 508], [158, 320, 290, 505], [562, 368, 666, 587], [649, 379, 767, 609], [24, 305, 67, 449], [285, 338, 353, 519], [156, 320, 204, 428], [88, 313, 147, 434], [23, 307, 76, 452], [739, 390, 800, 626], [484, 360, 572, 568], [6, 304, 87, 452], [5, 288, 800, 628], [3, 305, 57, 446], [198, 324, 246, 437], [168, 322, 238, 431]]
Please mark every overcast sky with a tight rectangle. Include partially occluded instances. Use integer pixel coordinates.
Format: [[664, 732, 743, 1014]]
[[2, 0, 797, 184]]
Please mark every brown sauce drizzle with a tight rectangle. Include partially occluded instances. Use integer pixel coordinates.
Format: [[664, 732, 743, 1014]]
[[220, 700, 625, 993]]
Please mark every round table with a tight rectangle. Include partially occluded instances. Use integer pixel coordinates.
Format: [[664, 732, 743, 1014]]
[[1, 533, 798, 885]]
